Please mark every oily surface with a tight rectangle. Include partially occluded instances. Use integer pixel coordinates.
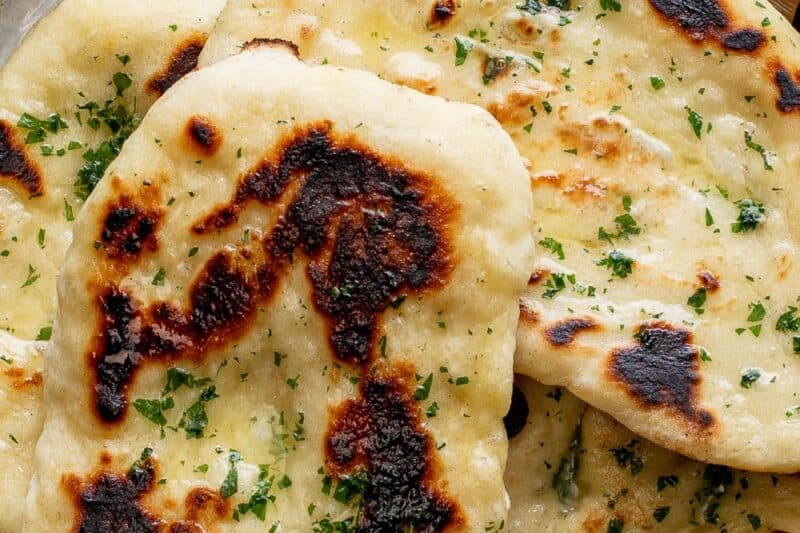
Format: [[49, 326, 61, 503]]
[[505, 377, 800, 532], [0, 331, 46, 531], [0, 0, 225, 340], [0, 2, 225, 531], [25, 49, 533, 531], [202, 0, 800, 472]]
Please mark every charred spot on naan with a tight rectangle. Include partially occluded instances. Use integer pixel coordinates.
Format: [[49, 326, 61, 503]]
[[182, 487, 230, 524], [775, 67, 800, 113], [89, 125, 455, 421], [0, 120, 43, 196], [721, 28, 765, 51], [185, 116, 222, 157], [325, 363, 462, 531], [528, 269, 549, 286], [99, 195, 162, 260], [544, 317, 598, 347], [649, 0, 765, 52], [608, 322, 714, 429], [64, 456, 160, 533], [65, 456, 227, 533], [90, 251, 270, 422], [504, 382, 530, 439], [242, 37, 300, 58], [697, 267, 720, 292], [147, 34, 207, 97], [429, 0, 457, 28], [519, 300, 540, 324], [194, 124, 456, 364]]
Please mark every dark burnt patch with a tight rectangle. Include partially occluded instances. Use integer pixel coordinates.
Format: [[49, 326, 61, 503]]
[[504, 383, 529, 439], [649, 0, 764, 52], [66, 456, 226, 533], [429, 0, 457, 27], [0, 120, 42, 195], [90, 252, 266, 422], [89, 125, 452, 421], [147, 35, 206, 96], [90, 129, 452, 421], [776, 68, 800, 113], [544, 317, 597, 347], [650, 0, 728, 35], [194, 125, 454, 365], [185, 116, 222, 156], [100, 196, 161, 260], [697, 268, 720, 292], [326, 364, 461, 532], [609, 322, 714, 429], [721, 29, 764, 51], [242, 37, 300, 58], [65, 457, 160, 533]]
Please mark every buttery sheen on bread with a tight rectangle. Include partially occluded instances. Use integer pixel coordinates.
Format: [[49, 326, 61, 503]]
[[201, 0, 800, 473], [24, 48, 534, 531]]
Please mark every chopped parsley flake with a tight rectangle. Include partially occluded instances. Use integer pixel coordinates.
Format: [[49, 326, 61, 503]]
[[740, 369, 761, 389], [731, 199, 765, 233], [21, 264, 40, 288], [454, 36, 474, 66], [596, 250, 634, 279], [539, 237, 565, 260], [36, 326, 52, 341], [413, 373, 434, 401], [610, 440, 643, 475], [744, 131, 774, 171], [178, 385, 219, 439], [16, 112, 68, 144], [599, 0, 621, 11], [687, 288, 707, 315], [684, 106, 704, 139], [73, 76, 140, 199], [552, 423, 580, 503], [220, 451, 241, 499], [152, 268, 167, 286], [650, 76, 665, 90]]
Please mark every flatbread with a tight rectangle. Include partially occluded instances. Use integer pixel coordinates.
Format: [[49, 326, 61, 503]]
[[0, 331, 46, 531], [0, 2, 224, 529], [24, 48, 533, 531], [0, 0, 225, 340], [505, 377, 800, 532], [200, 0, 800, 471]]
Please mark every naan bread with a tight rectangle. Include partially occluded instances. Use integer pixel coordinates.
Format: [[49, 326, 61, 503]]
[[25, 48, 533, 531], [0, 0, 225, 340], [0, 331, 46, 531], [0, 2, 225, 530], [506, 377, 800, 532], [201, 0, 800, 471]]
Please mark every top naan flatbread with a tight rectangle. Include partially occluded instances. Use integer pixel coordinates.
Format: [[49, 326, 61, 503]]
[[25, 47, 533, 531], [201, 0, 800, 472], [0, 0, 225, 340]]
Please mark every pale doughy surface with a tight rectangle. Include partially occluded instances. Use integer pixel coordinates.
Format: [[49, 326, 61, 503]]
[[506, 377, 800, 532], [25, 49, 533, 531], [0, 331, 45, 532], [0, 0, 225, 340], [201, 0, 800, 472]]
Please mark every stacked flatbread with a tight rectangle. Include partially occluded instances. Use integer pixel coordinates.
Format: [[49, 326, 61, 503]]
[[4, 0, 800, 531], [0, 1, 225, 530]]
